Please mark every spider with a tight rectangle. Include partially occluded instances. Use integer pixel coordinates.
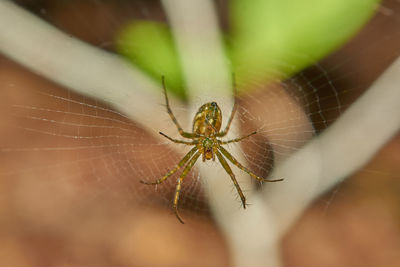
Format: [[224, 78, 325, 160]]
[[140, 75, 283, 223]]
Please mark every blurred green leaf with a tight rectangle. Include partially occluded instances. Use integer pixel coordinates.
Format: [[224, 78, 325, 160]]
[[116, 0, 380, 96], [230, 0, 380, 85], [116, 21, 185, 98]]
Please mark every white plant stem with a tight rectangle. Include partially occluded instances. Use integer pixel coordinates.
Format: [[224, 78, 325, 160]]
[[264, 57, 400, 234], [161, 0, 231, 100], [0, 0, 184, 135], [161, 1, 278, 266]]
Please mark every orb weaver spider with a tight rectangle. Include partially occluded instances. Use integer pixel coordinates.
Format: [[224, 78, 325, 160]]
[[140, 75, 283, 223]]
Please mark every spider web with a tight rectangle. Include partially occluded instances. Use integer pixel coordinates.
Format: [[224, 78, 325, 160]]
[[1, 0, 400, 242]]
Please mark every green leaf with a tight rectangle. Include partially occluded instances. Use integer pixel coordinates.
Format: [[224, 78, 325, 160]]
[[115, 0, 380, 95], [230, 0, 380, 85], [116, 21, 186, 98]]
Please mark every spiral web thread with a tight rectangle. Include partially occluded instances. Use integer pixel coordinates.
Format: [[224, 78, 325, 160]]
[[0, 0, 399, 225]]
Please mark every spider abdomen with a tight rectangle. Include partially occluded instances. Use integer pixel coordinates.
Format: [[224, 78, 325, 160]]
[[192, 102, 222, 136]]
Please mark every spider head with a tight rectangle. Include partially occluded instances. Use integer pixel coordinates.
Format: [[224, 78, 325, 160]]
[[203, 137, 214, 160]]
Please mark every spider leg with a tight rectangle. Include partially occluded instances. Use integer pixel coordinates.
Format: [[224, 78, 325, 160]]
[[219, 131, 257, 145], [215, 150, 246, 209], [219, 146, 283, 182], [159, 132, 197, 145], [140, 147, 198, 185], [161, 76, 198, 139], [173, 151, 201, 224], [217, 73, 237, 137]]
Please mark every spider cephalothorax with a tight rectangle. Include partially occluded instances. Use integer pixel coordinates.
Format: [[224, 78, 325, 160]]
[[141, 76, 282, 223]]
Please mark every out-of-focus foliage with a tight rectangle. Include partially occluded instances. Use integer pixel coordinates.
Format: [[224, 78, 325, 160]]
[[116, 21, 186, 98], [116, 0, 380, 98]]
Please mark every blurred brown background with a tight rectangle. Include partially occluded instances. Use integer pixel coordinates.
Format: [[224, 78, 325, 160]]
[[1, 0, 400, 266]]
